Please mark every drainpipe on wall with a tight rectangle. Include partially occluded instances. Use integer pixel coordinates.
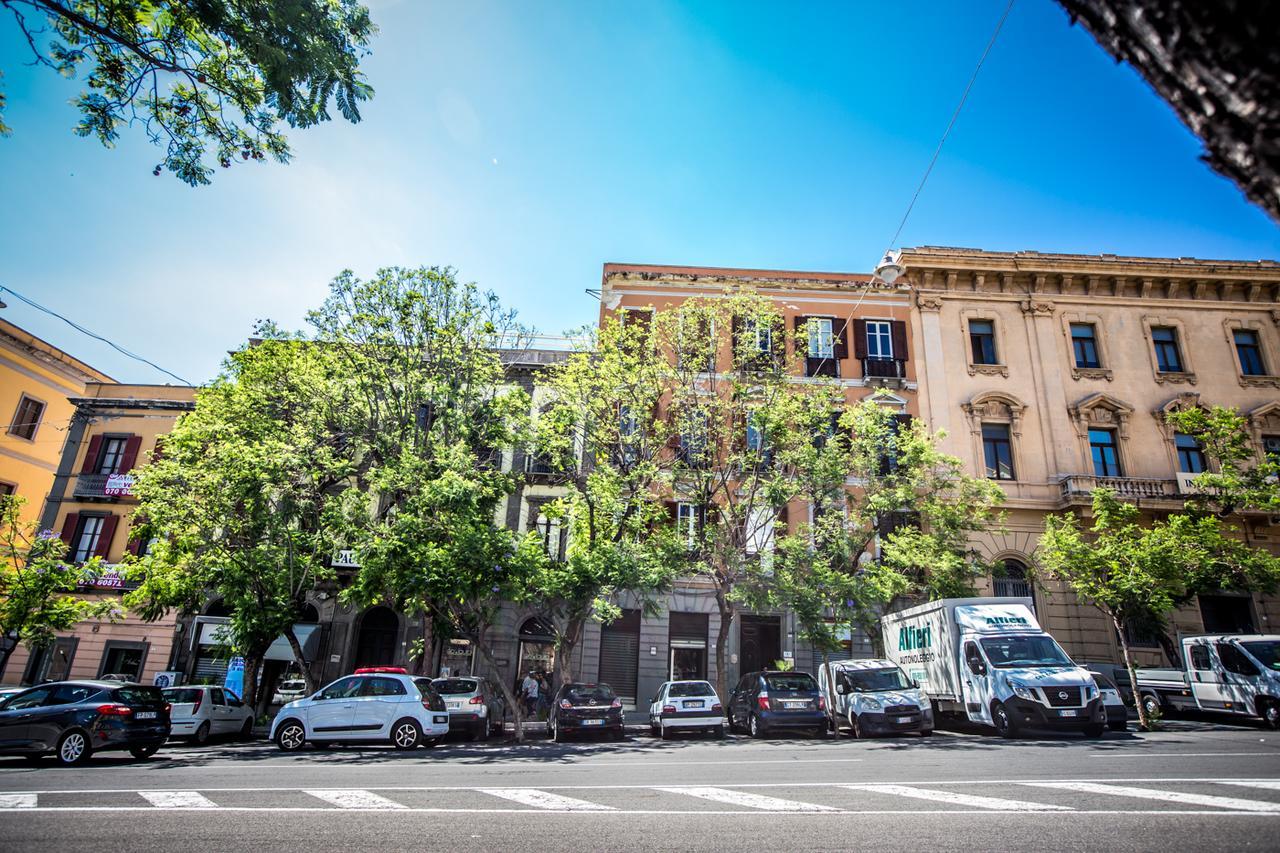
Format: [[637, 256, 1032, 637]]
[[38, 407, 91, 533]]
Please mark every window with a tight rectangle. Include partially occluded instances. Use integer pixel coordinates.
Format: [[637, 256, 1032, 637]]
[[981, 424, 1015, 480], [744, 506, 776, 555], [865, 321, 893, 359], [534, 512, 562, 561], [1070, 324, 1100, 369], [1089, 428, 1122, 477], [993, 559, 1033, 598], [807, 318, 834, 359], [1215, 643, 1260, 677], [0, 483, 15, 497], [8, 395, 45, 441], [618, 405, 639, 465], [676, 503, 700, 550], [969, 320, 997, 365], [1234, 329, 1266, 376], [744, 318, 772, 354], [1263, 435, 1280, 467], [98, 642, 146, 680], [4, 687, 54, 710], [317, 677, 364, 701], [361, 677, 407, 696], [745, 417, 764, 454], [50, 684, 99, 705], [1175, 432, 1207, 473], [96, 437, 128, 475], [72, 516, 105, 562], [210, 687, 226, 705], [1151, 326, 1184, 373], [1189, 644, 1212, 671]]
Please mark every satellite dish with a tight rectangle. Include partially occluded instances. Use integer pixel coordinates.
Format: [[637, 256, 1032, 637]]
[[873, 250, 905, 286]]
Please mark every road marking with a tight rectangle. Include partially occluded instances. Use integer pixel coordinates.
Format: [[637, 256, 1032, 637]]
[[0, 805, 1277, 816], [477, 789, 615, 811], [844, 784, 1071, 811], [138, 791, 217, 809], [657, 786, 837, 812], [1024, 782, 1280, 813], [1091, 753, 1280, 759], [304, 789, 407, 810], [1217, 780, 1280, 792], [0, 794, 35, 808]]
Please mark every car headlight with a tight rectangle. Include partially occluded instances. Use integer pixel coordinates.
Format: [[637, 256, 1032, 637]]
[[1086, 684, 1098, 700], [1011, 682, 1038, 701], [862, 697, 883, 712]]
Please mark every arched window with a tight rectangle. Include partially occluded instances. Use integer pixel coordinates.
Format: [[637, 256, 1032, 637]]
[[993, 559, 1033, 600]]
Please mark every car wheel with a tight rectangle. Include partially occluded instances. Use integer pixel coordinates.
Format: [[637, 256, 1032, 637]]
[[56, 729, 92, 766], [274, 719, 306, 752], [612, 727, 625, 741], [1140, 692, 1163, 719], [239, 717, 254, 740], [748, 713, 764, 739], [992, 702, 1018, 739], [129, 744, 160, 761], [848, 712, 862, 739], [391, 719, 422, 750], [649, 722, 660, 738], [474, 721, 488, 742], [714, 725, 725, 738], [552, 721, 565, 743], [193, 721, 211, 745], [920, 728, 934, 738], [1261, 700, 1280, 731], [813, 724, 828, 739], [659, 724, 670, 740]]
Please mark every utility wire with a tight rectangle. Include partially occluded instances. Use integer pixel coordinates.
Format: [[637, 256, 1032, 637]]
[[883, 0, 1016, 255], [0, 284, 191, 386]]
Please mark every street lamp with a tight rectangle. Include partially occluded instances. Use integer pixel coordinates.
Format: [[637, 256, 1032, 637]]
[[873, 250, 905, 286]]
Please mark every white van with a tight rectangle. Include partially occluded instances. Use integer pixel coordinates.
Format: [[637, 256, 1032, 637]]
[[817, 659, 933, 738], [1136, 634, 1280, 728], [881, 597, 1105, 738]]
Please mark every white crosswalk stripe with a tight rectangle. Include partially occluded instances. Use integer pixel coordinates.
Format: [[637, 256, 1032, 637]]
[[0, 794, 36, 809], [478, 788, 615, 811], [656, 786, 837, 812], [1217, 780, 1280, 792], [304, 789, 408, 809], [844, 784, 1072, 811], [1023, 781, 1280, 812], [138, 791, 217, 809]]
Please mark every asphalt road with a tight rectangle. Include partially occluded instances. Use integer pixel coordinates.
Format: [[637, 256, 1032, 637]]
[[3, 716, 1280, 852]]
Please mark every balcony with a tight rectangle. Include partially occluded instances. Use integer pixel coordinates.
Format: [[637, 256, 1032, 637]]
[[1059, 474, 1179, 503], [73, 472, 135, 499], [861, 357, 906, 384]]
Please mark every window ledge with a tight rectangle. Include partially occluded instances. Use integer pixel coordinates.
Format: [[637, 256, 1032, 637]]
[[1071, 367, 1113, 382], [1239, 374, 1280, 389], [1154, 370, 1197, 386], [967, 363, 1009, 378]]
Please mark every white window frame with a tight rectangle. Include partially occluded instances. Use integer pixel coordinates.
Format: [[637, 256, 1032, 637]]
[[744, 506, 775, 555], [745, 319, 772, 354], [866, 320, 893, 359], [808, 318, 834, 359], [676, 503, 699, 549], [74, 516, 105, 562]]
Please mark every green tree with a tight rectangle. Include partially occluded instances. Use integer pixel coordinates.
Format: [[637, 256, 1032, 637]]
[[1038, 489, 1280, 730], [0, 496, 118, 678], [1, 0, 375, 184], [128, 336, 355, 705], [1165, 405, 1280, 515]]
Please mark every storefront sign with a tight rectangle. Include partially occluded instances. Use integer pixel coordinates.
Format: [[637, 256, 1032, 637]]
[[77, 566, 132, 590], [104, 473, 135, 496]]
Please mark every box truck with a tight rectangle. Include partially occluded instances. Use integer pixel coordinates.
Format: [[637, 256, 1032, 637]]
[[1135, 634, 1280, 728], [881, 597, 1105, 738]]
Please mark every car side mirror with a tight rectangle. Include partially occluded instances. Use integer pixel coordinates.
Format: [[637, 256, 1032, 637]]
[[835, 683, 848, 695], [968, 659, 986, 676]]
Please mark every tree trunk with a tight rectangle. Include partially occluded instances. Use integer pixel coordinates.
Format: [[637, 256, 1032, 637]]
[[714, 591, 734, 703], [242, 652, 263, 714], [1114, 613, 1151, 731], [473, 633, 524, 743], [555, 615, 585, 689], [0, 641, 14, 682], [413, 617, 434, 677], [283, 626, 318, 695]]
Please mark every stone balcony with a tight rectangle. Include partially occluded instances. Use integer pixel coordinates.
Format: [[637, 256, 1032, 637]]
[[1058, 474, 1180, 505]]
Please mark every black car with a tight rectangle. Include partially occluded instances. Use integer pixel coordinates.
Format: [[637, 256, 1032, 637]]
[[548, 683, 624, 742], [728, 671, 827, 738], [0, 681, 171, 765]]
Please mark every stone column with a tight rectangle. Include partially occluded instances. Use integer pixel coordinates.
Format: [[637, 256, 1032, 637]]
[[915, 294, 956, 456]]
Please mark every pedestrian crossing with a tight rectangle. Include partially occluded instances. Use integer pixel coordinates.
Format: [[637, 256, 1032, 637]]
[[3, 781, 1280, 815]]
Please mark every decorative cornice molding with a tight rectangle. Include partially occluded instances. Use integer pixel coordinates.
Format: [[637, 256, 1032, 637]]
[[1153, 371, 1198, 386], [1020, 299, 1055, 316], [968, 363, 1010, 378], [1071, 367, 1114, 382], [917, 294, 944, 312]]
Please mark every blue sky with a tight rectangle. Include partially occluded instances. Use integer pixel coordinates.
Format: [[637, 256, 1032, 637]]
[[1, 0, 1277, 384]]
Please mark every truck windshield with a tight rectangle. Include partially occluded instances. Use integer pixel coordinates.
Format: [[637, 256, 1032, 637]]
[[845, 668, 911, 692], [979, 636, 1072, 668], [1240, 641, 1280, 671]]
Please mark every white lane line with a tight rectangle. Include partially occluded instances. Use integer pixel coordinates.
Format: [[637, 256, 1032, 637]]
[[138, 791, 217, 809], [1217, 780, 1280, 791], [1024, 782, 1280, 813], [477, 788, 615, 811], [1092, 753, 1280, 759], [844, 784, 1072, 811], [3, 806, 1277, 816], [304, 789, 407, 810], [657, 786, 836, 812], [0, 794, 35, 808]]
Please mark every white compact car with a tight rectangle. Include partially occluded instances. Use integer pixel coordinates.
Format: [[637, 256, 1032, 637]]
[[269, 667, 450, 751], [162, 685, 255, 744], [272, 678, 308, 706], [648, 680, 726, 739]]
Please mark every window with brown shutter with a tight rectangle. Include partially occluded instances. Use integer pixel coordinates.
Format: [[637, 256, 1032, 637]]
[[832, 319, 849, 360], [8, 395, 45, 441], [81, 436, 104, 474], [890, 321, 909, 362]]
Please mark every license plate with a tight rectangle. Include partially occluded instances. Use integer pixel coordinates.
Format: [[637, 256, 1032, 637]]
[[580, 719, 604, 726], [447, 702, 461, 710], [1059, 709, 1077, 717], [135, 711, 157, 720], [896, 716, 912, 724], [784, 701, 806, 709], [683, 700, 704, 709]]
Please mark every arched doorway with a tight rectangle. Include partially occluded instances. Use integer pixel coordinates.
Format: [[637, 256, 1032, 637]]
[[354, 607, 399, 668], [298, 603, 320, 623], [993, 558, 1034, 604]]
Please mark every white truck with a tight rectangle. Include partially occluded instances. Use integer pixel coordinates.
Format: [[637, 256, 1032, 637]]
[[816, 658, 933, 738], [1134, 634, 1280, 729], [881, 597, 1105, 738]]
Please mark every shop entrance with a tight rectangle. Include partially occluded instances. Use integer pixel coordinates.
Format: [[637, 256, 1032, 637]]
[[739, 614, 781, 675]]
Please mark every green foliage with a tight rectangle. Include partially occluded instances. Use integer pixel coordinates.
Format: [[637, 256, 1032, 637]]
[[1165, 405, 1280, 515], [2, 0, 376, 184], [0, 497, 118, 672]]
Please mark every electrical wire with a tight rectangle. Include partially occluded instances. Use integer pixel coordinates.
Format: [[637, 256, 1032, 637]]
[[0, 284, 191, 386]]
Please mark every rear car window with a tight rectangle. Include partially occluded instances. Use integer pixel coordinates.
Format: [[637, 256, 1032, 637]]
[[763, 674, 817, 693], [1090, 672, 1118, 691], [112, 686, 164, 705], [362, 677, 407, 697], [565, 685, 615, 704], [433, 679, 478, 695], [413, 678, 444, 702], [163, 688, 204, 704], [668, 682, 715, 698]]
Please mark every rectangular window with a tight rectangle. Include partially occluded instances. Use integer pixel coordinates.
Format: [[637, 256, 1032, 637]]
[[8, 395, 45, 441], [72, 516, 105, 562], [676, 503, 700, 550], [0, 482, 14, 497], [969, 320, 998, 365], [981, 423, 1015, 480], [1151, 326, 1184, 373], [1175, 432, 1207, 473], [1089, 428, 1122, 477], [1070, 323, 1101, 369], [96, 437, 128, 475], [807, 318, 834, 360], [744, 319, 772, 354], [865, 321, 893, 359], [1234, 329, 1266, 376], [1263, 435, 1280, 467]]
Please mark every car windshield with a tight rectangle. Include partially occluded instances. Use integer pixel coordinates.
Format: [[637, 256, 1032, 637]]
[[668, 682, 715, 698], [763, 674, 817, 693], [433, 679, 479, 695], [845, 668, 911, 692], [565, 685, 615, 704], [1090, 672, 1118, 691], [980, 636, 1073, 668], [163, 688, 204, 704], [113, 686, 164, 705], [1241, 641, 1280, 671]]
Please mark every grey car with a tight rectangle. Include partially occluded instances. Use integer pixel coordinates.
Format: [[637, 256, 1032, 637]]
[[432, 676, 505, 740]]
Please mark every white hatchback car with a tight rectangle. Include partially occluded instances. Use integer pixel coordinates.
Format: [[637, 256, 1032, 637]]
[[163, 686, 255, 744], [648, 680, 726, 739], [270, 668, 450, 751]]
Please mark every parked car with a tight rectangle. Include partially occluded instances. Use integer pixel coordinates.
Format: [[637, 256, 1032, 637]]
[[1136, 634, 1280, 727], [727, 671, 827, 738], [0, 681, 170, 765], [432, 676, 505, 740], [1088, 670, 1130, 732], [548, 682, 624, 742], [272, 679, 308, 706], [269, 667, 449, 751], [647, 680, 726, 739], [818, 659, 933, 738], [163, 685, 254, 744], [1078, 661, 1135, 706]]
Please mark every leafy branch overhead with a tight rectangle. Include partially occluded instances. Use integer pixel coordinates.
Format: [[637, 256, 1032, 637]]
[[0, 0, 376, 185]]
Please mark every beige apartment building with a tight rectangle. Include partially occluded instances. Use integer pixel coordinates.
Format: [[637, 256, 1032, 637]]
[[903, 246, 1280, 665]]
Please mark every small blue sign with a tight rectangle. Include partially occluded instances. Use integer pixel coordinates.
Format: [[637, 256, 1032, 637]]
[[224, 656, 245, 700]]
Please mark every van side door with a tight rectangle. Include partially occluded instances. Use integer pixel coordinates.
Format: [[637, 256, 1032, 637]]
[[1187, 642, 1231, 710], [960, 640, 994, 724], [1215, 643, 1262, 714]]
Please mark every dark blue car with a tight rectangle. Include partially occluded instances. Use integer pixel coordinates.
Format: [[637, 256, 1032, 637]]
[[0, 681, 170, 765], [727, 671, 827, 738]]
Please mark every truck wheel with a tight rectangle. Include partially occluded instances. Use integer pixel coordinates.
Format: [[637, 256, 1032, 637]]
[[1261, 699, 1280, 730], [992, 702, 1019, 739], [1140, 692, 1163, 719]]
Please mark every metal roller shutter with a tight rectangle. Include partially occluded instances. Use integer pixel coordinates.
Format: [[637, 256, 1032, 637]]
[[598, 609, 640, 703]]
